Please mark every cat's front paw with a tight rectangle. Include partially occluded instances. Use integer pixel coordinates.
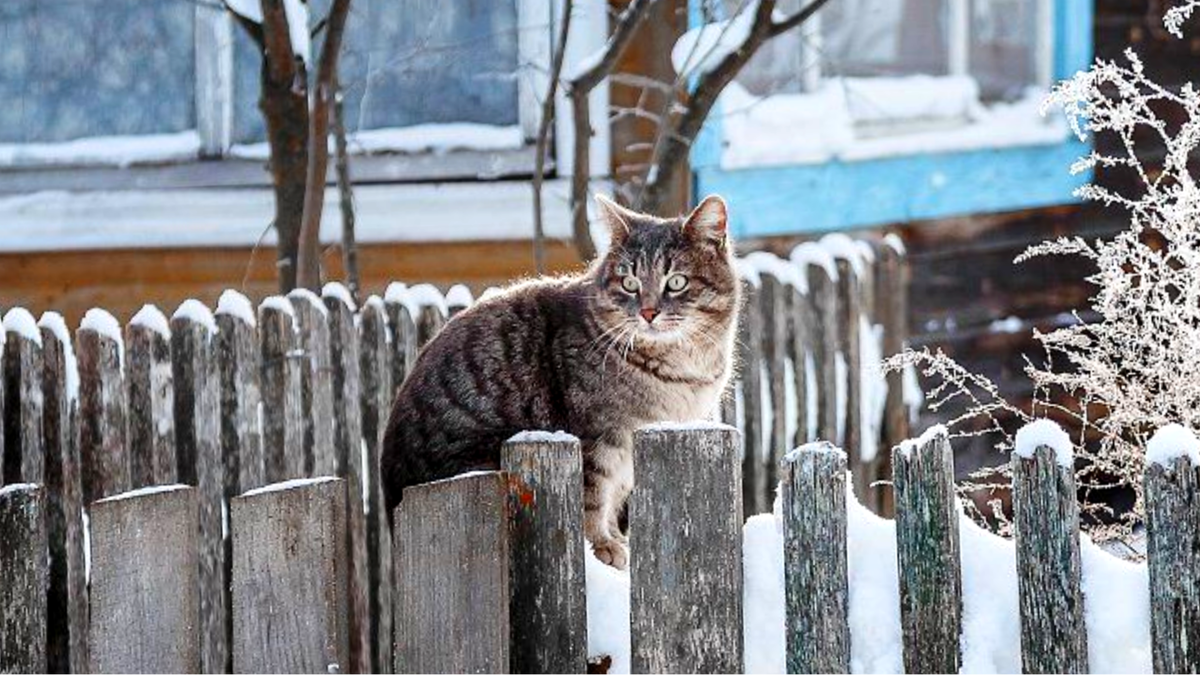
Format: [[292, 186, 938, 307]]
[[592, 537, 629, 570]]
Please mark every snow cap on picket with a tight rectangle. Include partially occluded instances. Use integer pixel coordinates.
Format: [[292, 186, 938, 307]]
[[1146, 424, 1200, 468], [216, 290, 257, 328], [172, 299, 217, 335], [3, 307, 42, 346], [130, 304, 171, 339], [322, 282, 357, 312], [1014, 419, 1073, 468]]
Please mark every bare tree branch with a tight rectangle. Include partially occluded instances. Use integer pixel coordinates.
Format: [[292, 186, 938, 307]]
[[332, 76, 360, 303], [636, 0, 831, 212], [566, 0, 661, 260], [532, 0, 574, 274], [297, 0, 352, 290]]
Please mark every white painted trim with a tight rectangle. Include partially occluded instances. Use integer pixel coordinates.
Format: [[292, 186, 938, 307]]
[[0, 180, 579, 253], [947, 0, 969, 77], [554, 0, 611, 181], [195, 3, 234, 156], [800, 11, 823, 92], [1035, 0, 1055, 89], [517, 0, 552, 142]]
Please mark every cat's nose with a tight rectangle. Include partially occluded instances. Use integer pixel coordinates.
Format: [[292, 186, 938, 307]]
[[640, 307, 659, 323]]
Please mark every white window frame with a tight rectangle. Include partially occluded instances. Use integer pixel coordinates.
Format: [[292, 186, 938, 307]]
[[798, 0, 1055, 115], [0, 0, 612, 194]]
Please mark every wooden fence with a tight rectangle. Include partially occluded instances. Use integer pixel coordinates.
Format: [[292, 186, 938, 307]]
[[0, 234, 903, 674]]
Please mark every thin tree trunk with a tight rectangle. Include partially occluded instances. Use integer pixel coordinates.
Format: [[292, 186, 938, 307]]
[[332, 75, 359, 304], [568, 88, 596, 261], [532, 0, 574, 274], [297, 0, 353, 291], [256, 0, 307, 293]]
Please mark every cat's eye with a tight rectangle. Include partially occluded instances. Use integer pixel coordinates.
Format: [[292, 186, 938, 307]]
[[621, 276, 640, 293], [615, 263, 632, 276], [666, 274, 689, 292]]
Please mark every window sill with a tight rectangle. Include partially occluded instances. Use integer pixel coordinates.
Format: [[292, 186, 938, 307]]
[[0, 179, 576, 253]]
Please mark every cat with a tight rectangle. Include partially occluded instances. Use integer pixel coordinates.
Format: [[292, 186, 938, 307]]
[[380, 194, 740, 569]]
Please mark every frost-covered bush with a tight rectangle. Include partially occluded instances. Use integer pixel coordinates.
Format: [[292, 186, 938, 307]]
[[888, 4, 1200, 544]]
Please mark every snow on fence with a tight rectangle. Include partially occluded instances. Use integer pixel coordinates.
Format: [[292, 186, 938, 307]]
[[0, 271, 1195, 673], [0, 235, 907, 673]]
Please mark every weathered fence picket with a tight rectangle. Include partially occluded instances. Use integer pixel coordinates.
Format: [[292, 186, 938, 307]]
[[877, 237, 910, 511], [781, 442, 850, 674], [324, 286, 372, 675], [410, 284, 448, 349], [171, 302, 227, 675], [631, 424, 743, 673], [833, 255, 865, 504], [215, 290, 264, 495], [290, 289, 336, 477], [4, 310, 43, 485], [1012, 436, 1088, 674], [126, 305, 176, 487], [502, 432, 588, 674], [0, 483, 47, 674], [738, 278, 766, 516], [796, 249, 839, 447], [892, 426, 962, 674], [1144, 430, 1200, 674], [87, 485, 199, 674], [758, 267, 789, 501], [231, 477, 349, 674], [258, 297, 304, 482], [788, 282, 810, 450], [394, 472, 510, 674], [383, 283, 419, 395], [77, 309, 130, 502], [357, 296, 393, 675], [39, 313, 88, 674]]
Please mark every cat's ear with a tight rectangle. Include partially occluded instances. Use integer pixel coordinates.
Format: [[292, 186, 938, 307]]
[[595, 194, 636, 243], [682, 195, 728, 245]]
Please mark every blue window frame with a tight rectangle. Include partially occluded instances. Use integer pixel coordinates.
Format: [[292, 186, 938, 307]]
[[690, 0, 1094, 238]]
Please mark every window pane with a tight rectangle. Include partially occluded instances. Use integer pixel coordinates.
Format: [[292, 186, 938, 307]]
[[232, 0, 520, 144], [0, 0, 195, 143], [820, 0, 949, 78], [723, 0, 806, 96], [970, 0, 1039, 101]]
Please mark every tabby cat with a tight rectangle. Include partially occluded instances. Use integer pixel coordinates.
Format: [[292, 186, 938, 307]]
[[381, 194, 740, 568]]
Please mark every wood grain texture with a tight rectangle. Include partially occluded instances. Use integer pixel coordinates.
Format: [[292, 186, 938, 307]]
[[258, 302, 304, 482], [394, 472, 510, 674], [759, 272, 789, 501], [326, 297, 371, 674], [892, 428, 962, 674], [781, 442, 850, 674], [88, 486, 199, 674], [216, 311, 264, 495], [501, 434, 588, 674], [1144, 456, 1200, 674], [3, 326, 44, 486], [788, 286, 810, 450], [1012, 445, 1088, 674], [876, 240, 909, 517], [171, 315, 227, 675], [738, 280, 766, 516], [383, 301, 418, 397], [357, 300, 393, 675], [290, 296, 336, 477], [415, 304, 446, 350], [834, 259, 865, 506], [77, 325, 130, 502], [125, 320, 176, 487], [41, 323, 88, 673], [231, 478, 349, 674], [0, 484, 47, 673], [630, 425, 743, 674], [804, 264, 839, 446]]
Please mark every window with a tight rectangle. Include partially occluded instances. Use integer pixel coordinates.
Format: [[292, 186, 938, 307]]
[[0, 0, 549, 182], [716, 0, 1058, 169]]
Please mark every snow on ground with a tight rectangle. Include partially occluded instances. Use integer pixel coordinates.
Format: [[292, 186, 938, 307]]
[[717, 79, 1068, 170], [0, 131, 201, 168]]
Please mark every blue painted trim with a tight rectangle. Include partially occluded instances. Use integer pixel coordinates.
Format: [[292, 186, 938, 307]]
[[696, 139, 1091, 238], [687, 0, 1096, 237]]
